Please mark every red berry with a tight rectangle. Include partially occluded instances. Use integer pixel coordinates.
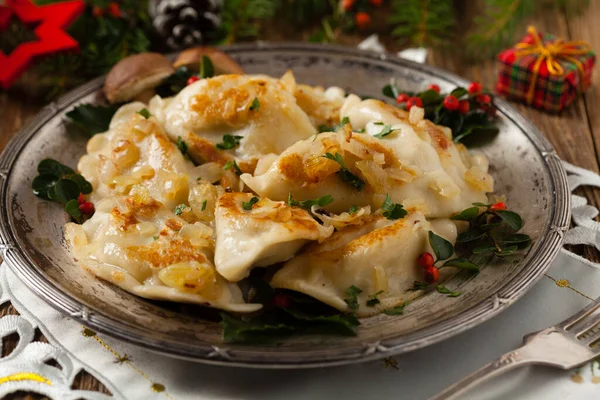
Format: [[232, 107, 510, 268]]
[[417, 252, 435, 269], [342, 0, 355, 11], [79, 202, 95, 215], [490, 202, 507, 211], [468, 81, 483, 94], [186, 76, 200, 85], [273, 294, 291, 308], [77, 192, 85, 205], [443, 95, 459, 111], [405, 97, 423, 110], [427, 84, 441, 93], [396, 93, 409, 103], [354, 12, 371, 30], [369, 0, 383, 6], [107, 2, 121, 18], [458, 100, 470, 115], [92, 6, 104, 17], [424, 266, 440, 283], [476, 94, 492, 105]]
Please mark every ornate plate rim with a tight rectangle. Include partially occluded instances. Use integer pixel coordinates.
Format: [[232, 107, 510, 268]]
[[0, 42, 571, 368]]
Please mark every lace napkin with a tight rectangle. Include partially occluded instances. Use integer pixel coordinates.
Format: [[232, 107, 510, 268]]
[[1, 160, 600, 400]]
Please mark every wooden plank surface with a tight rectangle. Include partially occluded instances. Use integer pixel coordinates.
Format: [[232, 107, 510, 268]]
[[1, 4, 600, 398]]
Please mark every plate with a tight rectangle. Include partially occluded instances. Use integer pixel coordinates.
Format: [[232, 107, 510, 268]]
[[0, 43, 570, 368]]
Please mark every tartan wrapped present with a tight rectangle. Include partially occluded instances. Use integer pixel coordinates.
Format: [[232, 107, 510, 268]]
[[496, 26, 595, 112]]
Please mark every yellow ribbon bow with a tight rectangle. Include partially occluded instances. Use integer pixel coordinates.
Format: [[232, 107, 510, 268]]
[[514, 26, 591, 104]]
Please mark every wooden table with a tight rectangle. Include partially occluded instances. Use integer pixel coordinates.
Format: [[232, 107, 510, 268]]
[[1, 4, 600, 399]]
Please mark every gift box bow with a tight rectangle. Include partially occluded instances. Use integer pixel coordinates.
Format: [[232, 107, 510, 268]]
[[501, 26, 594, 106]]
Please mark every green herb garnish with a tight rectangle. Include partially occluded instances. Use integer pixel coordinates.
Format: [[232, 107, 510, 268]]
[[373, 124, 395, 139], [318, 116, 351, 133], [242, 197, 259, 210], [224, 160, 242, 176], [344, 285, 363, 310], [383, 302, 408, 315], [201, 200, 207, 211], [287, 193, 333, 210], [177, 136, 188, 156], [436, 285, 461, 297], [366, 290, 384, 307], [348, 205, 359, 214], [380, 194, 408, 220], [174, 204, 187, 215], [249, 97, 260, 111], [137, 108, 151, 119], [323, 152, 365, 191], [216, 135, 244, 150]]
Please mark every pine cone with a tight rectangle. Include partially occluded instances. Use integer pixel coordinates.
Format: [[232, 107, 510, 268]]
[[151, 0, 223, 50]]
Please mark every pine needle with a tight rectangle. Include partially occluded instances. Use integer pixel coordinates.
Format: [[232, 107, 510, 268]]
[[389, 0, 456, 48]]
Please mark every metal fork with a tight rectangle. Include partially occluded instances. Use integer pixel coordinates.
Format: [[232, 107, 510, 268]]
[[430, 297, 600, 400]]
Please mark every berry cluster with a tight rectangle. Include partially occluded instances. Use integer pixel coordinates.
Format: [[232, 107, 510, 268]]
[[341, 0, 383, 30], [92, 2, 122, 18], [77, 193, 95, 216]]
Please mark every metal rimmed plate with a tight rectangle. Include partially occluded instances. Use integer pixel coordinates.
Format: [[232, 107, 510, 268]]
[[0, 43, 570, 368]]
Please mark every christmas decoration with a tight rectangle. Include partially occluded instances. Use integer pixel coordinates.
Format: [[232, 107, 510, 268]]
[[0, 0, 84, 89], [150, 0, 223, 50], [496, 26, 595, 113]]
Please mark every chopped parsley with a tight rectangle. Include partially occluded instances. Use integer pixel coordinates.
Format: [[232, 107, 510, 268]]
[[344, 285, 363, 310], [287, 193, 333, 210], [174, 204, 187, 215], [383, 302, 408, 315], [216, 135, 243, 150], [137, 108, 151, 119], [366, 290, 384, 307], [436, 285, 461, 297], [201, 200, 207, 211], [373, 124, 395, 139], [348, 205, 359, 214], [242, 196, 259, 210], [323, 152, 365, 191], [176, 136, 188, 156], [409, 281, 430, 291], [381, 194, 408, 220], [153, 235, 159, 241], [224, 160, 242, 176], [318, 116, 351, 133], [249, 97, 260, 111]]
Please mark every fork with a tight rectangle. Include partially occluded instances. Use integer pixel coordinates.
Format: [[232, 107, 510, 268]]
[[430, 297, 600, 400]]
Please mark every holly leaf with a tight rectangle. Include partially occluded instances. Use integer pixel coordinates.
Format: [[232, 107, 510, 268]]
[[200, 55, 214, 79], [495, 245, 519, 256], [441, 258, 480, 271], [450, 87, 468, 98], [501, 233, 532, 246], [457, 229, 486, 243], [65, 199, 83, 224], [156, 66, 193, 97], [382, 84, 399, 99], [66, 104, 119, 137], [496, 210, 523, 231], [54, 179, 81, 205], [428, 231, 454, 261], [37, 159, 74, 178], [32, 174, 59, 201], [473, 245, 496, 254], [419, 89, 443, 105], [67, 174, 93, 194], [450, 206, 479, 221]]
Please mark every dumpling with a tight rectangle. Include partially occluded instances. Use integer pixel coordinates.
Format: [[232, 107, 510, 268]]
[[293, 82, 346, 128], [214, 192, 334, 282], [78, 104, 201, 210], [65, 193, 261, 312], [270, 212, 457, 317], [155, 74, 317, 165], [242, 99, 493, 218]]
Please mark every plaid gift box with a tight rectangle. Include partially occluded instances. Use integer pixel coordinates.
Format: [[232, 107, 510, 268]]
[[496, 26, 595, 112]]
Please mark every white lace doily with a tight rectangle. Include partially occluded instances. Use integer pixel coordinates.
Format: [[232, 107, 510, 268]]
[[1, 160, 600, 400]]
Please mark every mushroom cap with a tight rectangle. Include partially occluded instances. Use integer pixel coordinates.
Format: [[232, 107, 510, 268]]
[[104, 53, 175, 104], [173, 47, 244, 75]]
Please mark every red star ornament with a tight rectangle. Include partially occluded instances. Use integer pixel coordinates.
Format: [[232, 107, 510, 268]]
[[0, 0, 85, 89]]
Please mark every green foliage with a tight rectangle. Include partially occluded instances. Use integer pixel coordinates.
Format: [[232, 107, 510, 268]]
[[389, 0, 456, 47], [220, 0, 280, 43]]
